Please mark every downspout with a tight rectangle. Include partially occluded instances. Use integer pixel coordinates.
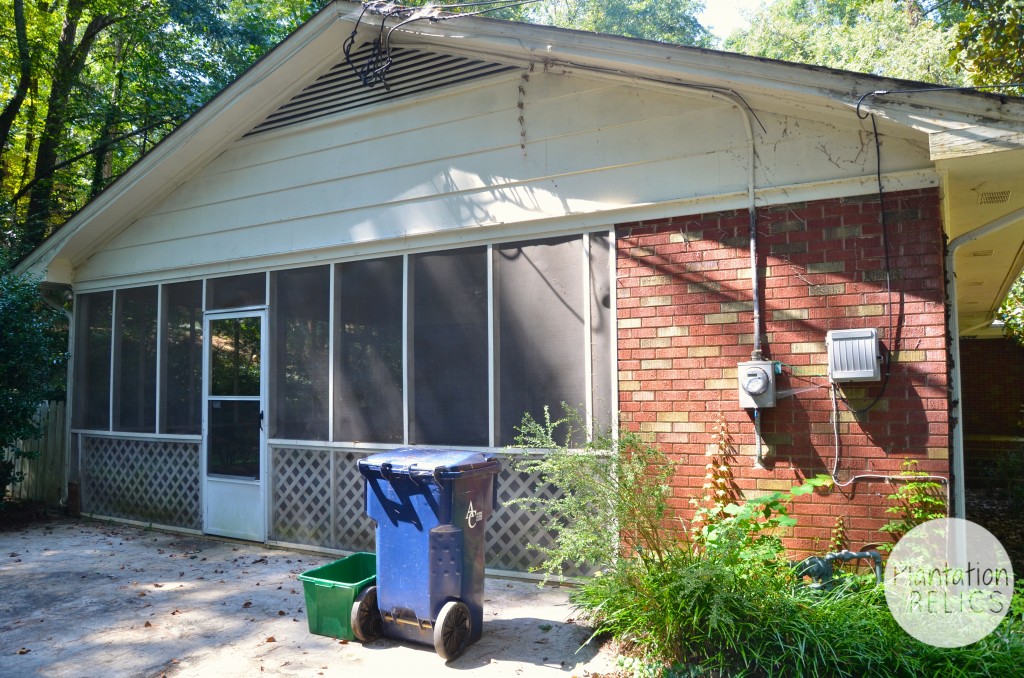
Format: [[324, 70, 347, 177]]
[[946, 205, 1024, 519]]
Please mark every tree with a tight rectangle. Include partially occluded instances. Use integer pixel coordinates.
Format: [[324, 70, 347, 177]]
[[0, 1, 324, 262], [0, 270, 67, 505], [951, 0, 1024, 88], [0, 0, 31, 166], [725, 0, 966, 84]]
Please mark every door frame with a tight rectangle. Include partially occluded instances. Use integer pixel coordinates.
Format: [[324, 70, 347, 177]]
[[201, 308, 268, 541]]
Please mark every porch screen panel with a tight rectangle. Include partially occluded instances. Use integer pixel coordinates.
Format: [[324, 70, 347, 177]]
[[73, 291, 113, 429], [206, 272, 266, 310], [272, 266, 329, 441], [494, 237, 585, 446], [589, 232, 614, 436], [409, 247, 488, 446], [334, 257, 403, 443], [162, 281, 203, 434], [113, 286, 158, 432]]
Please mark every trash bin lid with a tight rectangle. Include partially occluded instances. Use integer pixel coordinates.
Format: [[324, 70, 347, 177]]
[[358, 448, 500, 480]]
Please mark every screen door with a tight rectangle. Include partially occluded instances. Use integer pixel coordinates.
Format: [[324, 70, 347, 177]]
[[203, 311, 266, 541]]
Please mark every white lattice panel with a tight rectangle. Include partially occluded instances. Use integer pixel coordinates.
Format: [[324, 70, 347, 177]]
[[269, 447, 332, 547], [488, 456, 587, 576], [81, 436, 201, 529], [332, 450, 376, 553]]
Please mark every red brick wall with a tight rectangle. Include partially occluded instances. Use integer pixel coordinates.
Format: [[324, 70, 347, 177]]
[[961, 337, 1024, 436], [960, 337, 1024, 487], [616, 188, 950, 555]]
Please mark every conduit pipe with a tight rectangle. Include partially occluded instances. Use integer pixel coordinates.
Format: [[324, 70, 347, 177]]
[[945, 205, 1024, 518], [524, 66, 765, 352]]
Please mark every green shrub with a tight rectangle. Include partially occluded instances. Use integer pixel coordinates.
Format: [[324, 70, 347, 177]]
[[0, 271, 66, 506], [511, 413, 1024, 677]]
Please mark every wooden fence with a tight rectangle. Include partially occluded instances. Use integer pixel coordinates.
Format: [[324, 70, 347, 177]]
[[6, 400, 66, 505]]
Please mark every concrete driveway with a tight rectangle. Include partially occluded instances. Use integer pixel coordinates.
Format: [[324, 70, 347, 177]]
[[0, 519, 618, 677]]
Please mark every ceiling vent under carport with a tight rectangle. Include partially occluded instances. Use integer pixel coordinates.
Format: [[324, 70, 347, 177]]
[[978, 190, 1012, 205], [244, 45, 517, 137]]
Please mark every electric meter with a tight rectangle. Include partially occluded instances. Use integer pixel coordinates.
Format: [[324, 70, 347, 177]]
[[737, 360, 777, 409], [741, 366, 770, 395]]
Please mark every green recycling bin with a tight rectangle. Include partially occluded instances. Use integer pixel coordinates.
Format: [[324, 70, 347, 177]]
[[298, 552, 376, 640]]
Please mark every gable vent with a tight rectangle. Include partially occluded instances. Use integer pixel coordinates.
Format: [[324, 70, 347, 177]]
[[245, 45, 517, 137]]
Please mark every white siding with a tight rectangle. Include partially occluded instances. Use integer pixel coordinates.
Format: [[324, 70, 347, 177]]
[[78, 70, 932, 284]]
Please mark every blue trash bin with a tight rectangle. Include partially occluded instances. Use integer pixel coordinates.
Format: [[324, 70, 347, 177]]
[[350, 448, 501, 660]]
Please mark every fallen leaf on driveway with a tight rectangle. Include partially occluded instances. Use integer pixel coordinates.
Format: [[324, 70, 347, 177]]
[[242, 601, 253, 609], [17, 648, 30, 655], [266, 636, 276, 643], [144, 621, 152, 628], [278, 611, 286, 616]]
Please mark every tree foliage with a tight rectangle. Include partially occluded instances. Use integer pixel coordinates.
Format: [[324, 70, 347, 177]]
[[0, 0, 323, 262], [725, 0, 966, 84], [0, 270, 67, 503], [952, 0, 1024, 88]]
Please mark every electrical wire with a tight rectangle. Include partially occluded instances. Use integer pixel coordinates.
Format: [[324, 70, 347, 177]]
[[833, 111, 894, 415], [855, 82, 1024, 119], [344, 0, 541, 89], [829, 382, 949, 504], [842, 82, 1024, 414]]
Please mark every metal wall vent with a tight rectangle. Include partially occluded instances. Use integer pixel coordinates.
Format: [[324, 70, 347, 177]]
[[826, 328, 882, 383], [978, 190, 1012, 205], [245, 45, 517, 137]]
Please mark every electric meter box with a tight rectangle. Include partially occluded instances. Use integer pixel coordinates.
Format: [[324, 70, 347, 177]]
[[737, 360, 777, 409], [826, 328, 882, 383]]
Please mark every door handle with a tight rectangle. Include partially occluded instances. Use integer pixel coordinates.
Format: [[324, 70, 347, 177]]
[[259, 410, 264, 431]]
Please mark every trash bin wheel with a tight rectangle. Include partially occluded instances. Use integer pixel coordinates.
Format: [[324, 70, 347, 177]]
[[350, 585, 382, 642], [433, 599, 471, 660]]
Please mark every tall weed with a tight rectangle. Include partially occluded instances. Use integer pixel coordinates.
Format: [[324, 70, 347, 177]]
[[511, 406, 676, 574]]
